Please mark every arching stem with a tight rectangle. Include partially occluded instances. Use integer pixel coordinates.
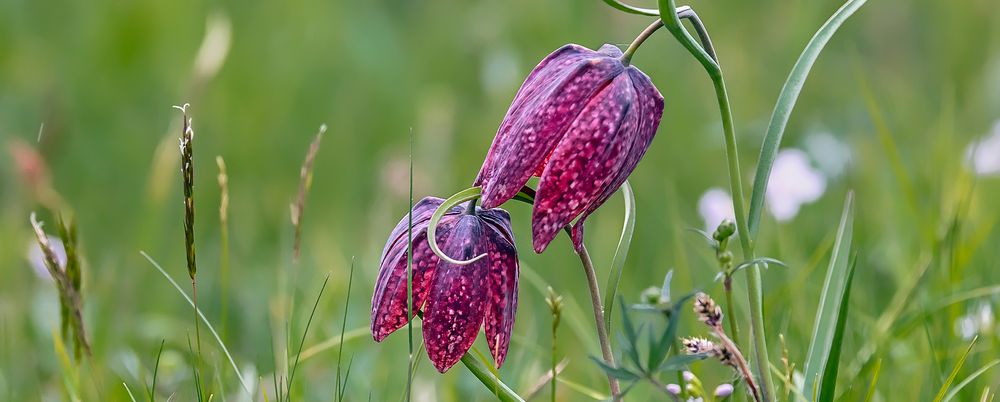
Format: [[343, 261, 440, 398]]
[[620, 7, 717, 66], [657, 1, 775, 400]]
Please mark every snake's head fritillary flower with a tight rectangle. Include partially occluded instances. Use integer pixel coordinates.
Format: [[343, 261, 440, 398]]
[[474, 43, 664, 253], [371, 197, 519, 372]]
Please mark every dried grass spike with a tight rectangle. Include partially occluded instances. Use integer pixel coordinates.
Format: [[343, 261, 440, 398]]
[[694, 292, 723, 328]]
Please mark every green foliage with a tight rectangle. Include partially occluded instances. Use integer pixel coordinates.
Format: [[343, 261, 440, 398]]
[[803, 193, 854, 397], [2, 0, 999, 400]]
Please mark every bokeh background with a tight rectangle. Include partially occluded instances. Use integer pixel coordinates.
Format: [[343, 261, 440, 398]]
[[2, 0, 1000, 400]]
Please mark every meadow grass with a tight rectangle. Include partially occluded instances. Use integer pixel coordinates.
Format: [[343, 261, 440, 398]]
[[2, 0, 1000, 401]]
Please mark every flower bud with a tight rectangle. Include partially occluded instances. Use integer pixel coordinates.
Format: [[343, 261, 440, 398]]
[[712, 218, 736, 241], [714, 383, 734, 398], [666, 383, 681, 395]]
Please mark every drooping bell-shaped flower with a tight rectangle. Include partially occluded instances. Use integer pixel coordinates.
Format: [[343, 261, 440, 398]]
[[371, 197, 519, 372], [475, 43, 664, 253]]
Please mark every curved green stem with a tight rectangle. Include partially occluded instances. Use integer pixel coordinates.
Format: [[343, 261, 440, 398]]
[[426, 187, 487, 265], [657, 1, 774, 400], [600, 0, 659, 16], [621, 19, 663, 66]]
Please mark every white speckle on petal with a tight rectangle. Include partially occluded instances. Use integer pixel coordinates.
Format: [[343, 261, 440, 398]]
[[766, 149, 827, 222], [965, 120, 1000, 176], [698, 187, 735, 232]]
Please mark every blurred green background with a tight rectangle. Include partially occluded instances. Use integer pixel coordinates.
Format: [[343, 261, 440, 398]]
[[2, 0, 1000, 400]]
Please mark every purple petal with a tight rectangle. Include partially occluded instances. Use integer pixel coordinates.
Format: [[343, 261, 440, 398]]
[[379, 197, 445, 262], [475, 45, 595, 187], [531, 73, 639, 253], [483, 224, 518, 367], [570, 67, 663, 249], [476, 47, 625, 209], [422, 215, 491, 372], [371, 215, 459, 341], [477, 207, 515, 244]]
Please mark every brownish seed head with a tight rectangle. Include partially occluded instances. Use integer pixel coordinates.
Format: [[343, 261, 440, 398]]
[[694, 292, 723, 328]]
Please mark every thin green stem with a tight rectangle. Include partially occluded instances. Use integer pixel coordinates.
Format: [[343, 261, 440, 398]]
[[710, 52, 774, 402], [574, 241, 621, 397], [723, 275, 741, 349], [405, 130, 414, 402], [550, 323, 557, 402], [621, 19, 663, 66], [657, 1, 774, 400]]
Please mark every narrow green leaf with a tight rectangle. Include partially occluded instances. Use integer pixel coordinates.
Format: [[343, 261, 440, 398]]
[[933, 337, 979, 402], [649, 292, 695, 371], [619, 299, 642, 369], [660, 353, 708, 371], [942, 360, 1000, 402], [802, 192, 854, 396], [863, 358, 881, 402], [287, 273, 331, 399], [817, 256, 858, 402], [747, 0, 867, 239], [141, 251, 251, 395], [604, 181, 637, 334], [589, 357, 641, 381], [123, 383, 138, 402], [555, 377, 608, 400], [460, 351, 526, 402]]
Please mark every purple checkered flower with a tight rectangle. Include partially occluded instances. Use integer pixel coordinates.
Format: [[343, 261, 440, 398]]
[[474, 43, 664, 253], [371, 197, 518, 372]]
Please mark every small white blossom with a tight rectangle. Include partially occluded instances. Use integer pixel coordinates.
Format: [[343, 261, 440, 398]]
[[803, 132, 852, 178], [766, 149, 827, 222], [965, 120, 1000, 176], [698, 187, 735, 232], [955, 302, 995, 340]]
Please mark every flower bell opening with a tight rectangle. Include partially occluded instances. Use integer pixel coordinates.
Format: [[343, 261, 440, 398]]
[[371, 197, 519, 372], [474, 43, 663, 253]]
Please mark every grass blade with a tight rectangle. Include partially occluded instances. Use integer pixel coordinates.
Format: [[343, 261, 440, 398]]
[[817, 256, 858, 402], [747, 0, 867, 239], [141, 251, 251, 395], [802, 192, 854, 396], [335, 258, 355, 402], [287, 273, 330, 400], [863, 359, 881, 402], [150, 339, 165, 402], [943, 360, 1000, 402], [123, 383, 138, 402], [603, 181, 636, 334], [933, 337, 979, 402], [460, 350, 526, 402]]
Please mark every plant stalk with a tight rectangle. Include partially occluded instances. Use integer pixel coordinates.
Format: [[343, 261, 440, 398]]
[[723, 274, 742, 348], [656, 1, 775, 399], [574, 240, 621, 397]]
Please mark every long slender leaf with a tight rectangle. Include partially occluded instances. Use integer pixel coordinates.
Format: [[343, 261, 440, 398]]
[[460, 351, 526, 402], [589, 357, 640, 381], [747, 0, 867, 239], [933, 337, 979, 402], [943, 360, 1000, 402], [141, 251, 251, 395], [817, 256, 858, 402], [863, 358, 881, 402], [555, 377, 608, 400], [649, 292, 695, 371], [802, 192, 854, 396], [604, 181, 637, 334]]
